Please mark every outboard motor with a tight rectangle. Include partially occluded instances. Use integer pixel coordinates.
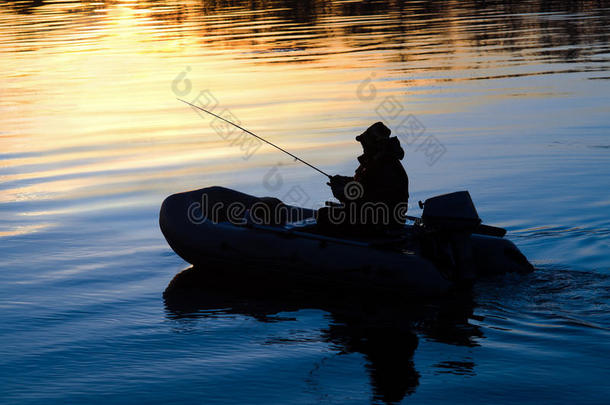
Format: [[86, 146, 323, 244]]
[[419, 191, 481, 281]]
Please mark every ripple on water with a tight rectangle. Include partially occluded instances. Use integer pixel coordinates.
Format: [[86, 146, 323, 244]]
[[1, 0, 610, 404]]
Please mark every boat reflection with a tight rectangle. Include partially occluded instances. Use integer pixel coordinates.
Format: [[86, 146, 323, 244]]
[[164, 265, 482, 403]]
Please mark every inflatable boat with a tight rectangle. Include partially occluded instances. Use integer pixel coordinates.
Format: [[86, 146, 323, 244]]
[[159, 187, 533, 296]]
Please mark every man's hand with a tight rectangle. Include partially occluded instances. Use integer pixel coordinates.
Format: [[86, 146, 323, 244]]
[[327, 175, 353, 201]]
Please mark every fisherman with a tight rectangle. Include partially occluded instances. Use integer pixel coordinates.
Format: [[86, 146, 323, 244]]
[[178, 100, 409, 231], [317, 122, 409, 234]]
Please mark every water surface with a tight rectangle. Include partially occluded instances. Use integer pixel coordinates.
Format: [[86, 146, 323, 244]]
[[1, 1, 609, 403]]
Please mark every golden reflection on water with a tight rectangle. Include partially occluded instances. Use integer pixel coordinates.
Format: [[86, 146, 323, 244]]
[[1, 0, 609, 235], [0, 223, 53, 237]]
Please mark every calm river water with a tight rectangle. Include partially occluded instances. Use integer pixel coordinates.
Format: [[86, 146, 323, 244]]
[[1, 0, 609, 403]]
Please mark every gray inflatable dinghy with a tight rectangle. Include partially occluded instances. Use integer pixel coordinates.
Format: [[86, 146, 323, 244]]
[[160, 187, 533, 296]]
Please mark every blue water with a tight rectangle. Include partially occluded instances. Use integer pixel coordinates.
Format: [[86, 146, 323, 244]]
[[1, 1, 610, 403]]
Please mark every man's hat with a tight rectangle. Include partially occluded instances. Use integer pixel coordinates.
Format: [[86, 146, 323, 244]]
[[356, 122, 391, 143]]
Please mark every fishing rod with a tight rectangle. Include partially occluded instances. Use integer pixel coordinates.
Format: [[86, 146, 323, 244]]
[[177, 98, 331, 178]]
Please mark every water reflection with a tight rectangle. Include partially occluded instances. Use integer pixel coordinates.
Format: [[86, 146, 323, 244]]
[[5, 0, 609, 69], [164, 265, 481, 403], [1, 0, 609, 402], [2, 0, 609, 234]]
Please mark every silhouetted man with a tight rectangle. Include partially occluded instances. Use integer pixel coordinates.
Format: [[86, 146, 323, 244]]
[[317, 122, 409, 234]]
